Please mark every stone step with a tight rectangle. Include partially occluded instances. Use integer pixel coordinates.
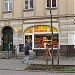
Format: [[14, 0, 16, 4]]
[[0, 51, 12, 59], [16, 51, 36, 59]]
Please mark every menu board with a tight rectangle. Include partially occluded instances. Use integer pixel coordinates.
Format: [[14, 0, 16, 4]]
[[19, 44, 24, 52], [68, 34, 75, 45]]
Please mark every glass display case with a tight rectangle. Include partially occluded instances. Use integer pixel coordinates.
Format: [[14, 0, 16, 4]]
[[34, 34, 58, 48]]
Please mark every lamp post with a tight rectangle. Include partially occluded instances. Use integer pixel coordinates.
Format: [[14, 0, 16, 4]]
[[49, 1, 54, 66]]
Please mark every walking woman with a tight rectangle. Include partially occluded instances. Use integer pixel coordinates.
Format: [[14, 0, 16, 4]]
[[22, 42, 30, 64]]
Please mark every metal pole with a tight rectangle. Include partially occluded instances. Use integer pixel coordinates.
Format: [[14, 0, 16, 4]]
[[57, 42, 59, 67], [49, 1, 54, 66], [46, 43, 48, 69]]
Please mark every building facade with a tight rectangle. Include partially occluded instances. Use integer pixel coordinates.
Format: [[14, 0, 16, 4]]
[[0, 0, 75, 57]]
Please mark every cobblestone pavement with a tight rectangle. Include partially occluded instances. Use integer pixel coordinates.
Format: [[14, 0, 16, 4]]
[[0, 57, 75, 71]]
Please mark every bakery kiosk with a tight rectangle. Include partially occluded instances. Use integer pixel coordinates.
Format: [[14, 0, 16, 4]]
[[24, 25, 58, 56]]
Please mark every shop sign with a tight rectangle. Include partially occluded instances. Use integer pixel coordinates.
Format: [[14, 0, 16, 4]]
[[34, 30, 47, 32], [34, 25, 49, 32], [25, 25, 58, 33], [25, 27, 33, 33]]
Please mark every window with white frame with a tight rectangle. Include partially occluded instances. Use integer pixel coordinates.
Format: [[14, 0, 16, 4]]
[[47, 0, 56, 8], [25, 0, 33, 9], [4, 0, 12, 11]]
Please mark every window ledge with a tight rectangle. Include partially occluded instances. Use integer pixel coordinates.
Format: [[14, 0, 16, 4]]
[[23, 9, 34, 12], [3, 11, 12, 13], [46, 7, 57, 10]]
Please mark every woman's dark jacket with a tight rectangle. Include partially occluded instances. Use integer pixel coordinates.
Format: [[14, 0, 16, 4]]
[[25, 45, 29, 55]]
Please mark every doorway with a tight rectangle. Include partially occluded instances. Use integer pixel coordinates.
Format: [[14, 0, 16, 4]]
[[25, 35, 32, 50], [2, 26, 13, 51]]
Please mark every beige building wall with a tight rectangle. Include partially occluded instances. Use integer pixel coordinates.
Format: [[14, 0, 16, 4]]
[[58, 0, 67, 15], [59, 18, 75, 45], [67, 0, 74, 14], [0, 0, 75, 47], [74, 0, 75, 14], [0, 0, 75, 56], [13, 0, 22, 18], [3, 13, 13, 18], [0, 0, 74, 18], [23, 11, 34, 17], [35, 0, 45, 16], [58, 0, 75, 46], [58, 0, 74, 15], [0, 0, 2, 19]]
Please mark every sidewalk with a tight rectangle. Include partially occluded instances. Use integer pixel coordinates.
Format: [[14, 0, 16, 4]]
[[0, 58, 28, 71], [0, 57, 75, 71], [30, 56, 75, 65]]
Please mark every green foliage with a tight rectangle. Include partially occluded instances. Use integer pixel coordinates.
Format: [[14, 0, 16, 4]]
[[26, 64, 75, 72], [48, 66, 75, 71]]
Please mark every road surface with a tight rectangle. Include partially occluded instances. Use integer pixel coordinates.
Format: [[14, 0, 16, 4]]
[[0, 70, 74, 75]]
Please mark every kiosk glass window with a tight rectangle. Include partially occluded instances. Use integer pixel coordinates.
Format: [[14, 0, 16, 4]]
[[34, 34, 58, 48], [25, 35, 32, 50]]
